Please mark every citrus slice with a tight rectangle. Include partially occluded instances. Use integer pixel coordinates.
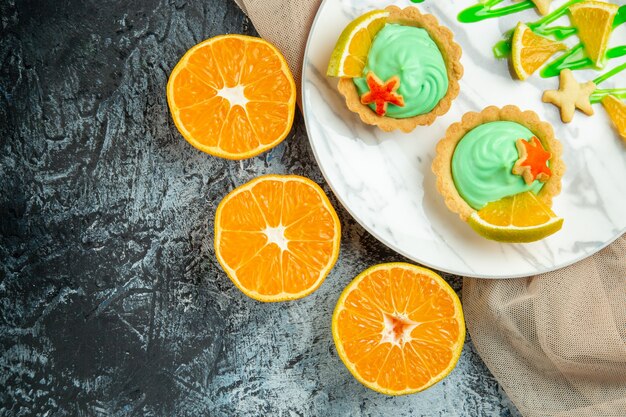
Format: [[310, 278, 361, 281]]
[[468, 191, 563, 243], [569, 1, 619, 67], [326, 10, 389, 78], [214, 175, 341, 302], [332, 263, 465, 396], [511, 23, 567, 80], [601, 95, 626, 141], [167, 35, 296, 160], [530, 0, 552, 16]]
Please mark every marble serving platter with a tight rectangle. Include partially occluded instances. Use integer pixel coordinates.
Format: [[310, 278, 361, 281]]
[[302, 0, 626, 278]]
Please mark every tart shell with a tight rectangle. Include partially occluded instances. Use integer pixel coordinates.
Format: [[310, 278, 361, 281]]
[[432, 105, 565, 221], [337, 5, 464, 133]]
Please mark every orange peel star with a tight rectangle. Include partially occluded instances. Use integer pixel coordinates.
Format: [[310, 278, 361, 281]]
[[512, 136, 552, 185], [360, 72, 405, 116]]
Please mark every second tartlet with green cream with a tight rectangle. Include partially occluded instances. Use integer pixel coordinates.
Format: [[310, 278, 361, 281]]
[[327, 6, 463, 132], [432, 106, 565, 243]]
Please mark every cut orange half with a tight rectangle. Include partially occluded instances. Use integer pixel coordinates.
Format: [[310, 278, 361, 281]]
[[601, 95, 626, 141], [332, 263, 465, 395], [512, 22, 567, 80], [569, 1, 619, 67], [167, 35, 296, 160], [326, 10, 389, 78], [214, 175, 341, 302], [468, 191, 563, 243]]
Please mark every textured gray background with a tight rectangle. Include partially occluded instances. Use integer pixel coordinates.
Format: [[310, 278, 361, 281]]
[[0, 0, 520, 415]]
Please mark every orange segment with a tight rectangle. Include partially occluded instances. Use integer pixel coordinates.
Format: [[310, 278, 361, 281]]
[[240, 41, 284, 84], [377, 346, 407, 392], [219, 105, 259, 154], [410, 318, 461, 346], [214, 175, 341, 302], [167, 67, 218, 108], [512, 23, 567, 80], [343, 287, 384, 322], [601, 95, 626, 141], [343, 338, 381, 364], [177, 97, 229, 148], [355, 269, 395, 313], [217, 190, 266, 232], [167, 35, 296, 160], [218, 231, 267, 270], [211, 37, 246, 87], [288, 241, 335, 269], [354, 343, 392, 384], [244, 71, 294, 102], [185, 44, 224, 90], [282, 180, 324, 225], [569, 1, 619, 67], [332, 263, 465, 396], [237, 244, 283, 296], [408, 287, 456, 323], [250, 179, 284, 227], [336, 309, 383, 345], [246, 102, 292, 145], [404, 343, 432, 389], [404, 269, 448, 317], [409, 340, 454, 376], [284, 207, 336, 241], [282, 251, 321, 293]]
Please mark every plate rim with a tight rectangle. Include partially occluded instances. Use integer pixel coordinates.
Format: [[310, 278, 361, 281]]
[[300, 0, 626, 279]]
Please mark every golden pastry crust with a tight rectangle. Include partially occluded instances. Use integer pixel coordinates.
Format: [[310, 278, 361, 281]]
[[337, 5, 464, 133], [432, 105, 565, 221]]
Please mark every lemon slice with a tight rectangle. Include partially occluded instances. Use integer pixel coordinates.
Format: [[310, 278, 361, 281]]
[[468, 192, 564, 243], [326, 10, 389, 78], [530, 0, 552, 16], [569, 1, 619, 68], [601, 95, 626, 141], [512, 22, 566, 80]]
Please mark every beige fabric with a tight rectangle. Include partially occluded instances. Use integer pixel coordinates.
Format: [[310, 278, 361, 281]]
[[464, 235, 626, 417], [234, 0, 322, 97], [232, 1, 626, 415]]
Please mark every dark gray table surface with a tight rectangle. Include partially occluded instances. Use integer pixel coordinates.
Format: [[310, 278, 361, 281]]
[[1, 1, 521, 415]]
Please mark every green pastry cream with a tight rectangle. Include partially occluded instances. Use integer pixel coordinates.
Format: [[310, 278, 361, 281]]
[[452, 121, 545, 210], [353, 24, 449, 118]]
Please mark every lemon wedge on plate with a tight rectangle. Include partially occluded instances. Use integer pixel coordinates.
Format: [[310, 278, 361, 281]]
[[569, 0, 619, 68], [468, 191, 564, 243], [511, 22, 566, 80], [601, 95, 626, 141], [326, 9, 388, 78]]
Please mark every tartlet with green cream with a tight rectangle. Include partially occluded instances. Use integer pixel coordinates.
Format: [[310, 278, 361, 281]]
[[432, 106, 566, 243], [327, 6, 463, 132]]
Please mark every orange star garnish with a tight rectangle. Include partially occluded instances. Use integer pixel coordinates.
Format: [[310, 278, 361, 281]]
[[512, 136, 552, 185], [360, 72, 405, 116]]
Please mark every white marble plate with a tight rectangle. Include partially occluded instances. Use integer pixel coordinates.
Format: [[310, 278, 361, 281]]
[[302, 0, 626, 278]]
